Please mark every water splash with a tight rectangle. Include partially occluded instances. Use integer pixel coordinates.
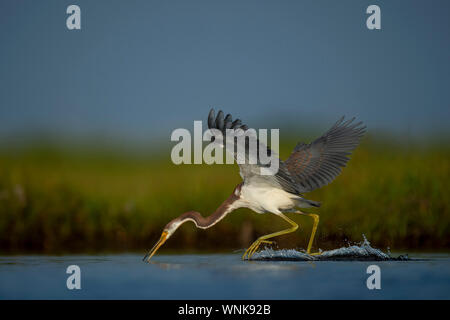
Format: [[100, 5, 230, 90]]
[[251, 235, 409, 261], [250, 248, 315, 261]]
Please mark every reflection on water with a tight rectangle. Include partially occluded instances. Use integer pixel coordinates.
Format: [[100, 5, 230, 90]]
[[0, 252, 449, 299]]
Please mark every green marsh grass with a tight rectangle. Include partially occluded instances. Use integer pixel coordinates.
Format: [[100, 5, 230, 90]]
[[0, 137, 448, 253]]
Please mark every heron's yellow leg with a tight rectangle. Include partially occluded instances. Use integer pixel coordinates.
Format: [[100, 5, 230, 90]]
[[242, 213, 298, 260], [247, 240, 274, 258], [297, 212, 320, 255]]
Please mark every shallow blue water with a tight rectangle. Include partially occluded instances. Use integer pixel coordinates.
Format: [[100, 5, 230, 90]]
[[0, 253, 449, 299]]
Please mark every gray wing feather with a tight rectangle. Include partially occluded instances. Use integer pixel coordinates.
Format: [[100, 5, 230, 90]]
[[284, 116, 366, 193], [207, 109, 297, 192]]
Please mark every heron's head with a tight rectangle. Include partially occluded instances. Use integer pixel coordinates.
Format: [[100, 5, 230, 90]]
[[143, 219, 184, 262]]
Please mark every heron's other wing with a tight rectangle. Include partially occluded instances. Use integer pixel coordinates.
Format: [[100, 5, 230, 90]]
[[207, 109, 298, 192], [284, 116, 366, 193]]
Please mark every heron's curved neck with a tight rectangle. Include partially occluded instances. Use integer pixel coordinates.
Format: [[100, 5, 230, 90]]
[[177, 183, 242, 229]]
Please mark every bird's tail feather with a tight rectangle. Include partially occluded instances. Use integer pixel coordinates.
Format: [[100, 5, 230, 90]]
[[297, 199, 321, 208]]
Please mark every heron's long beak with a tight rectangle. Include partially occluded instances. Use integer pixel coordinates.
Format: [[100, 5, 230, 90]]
[[143, 231, 168, 262]]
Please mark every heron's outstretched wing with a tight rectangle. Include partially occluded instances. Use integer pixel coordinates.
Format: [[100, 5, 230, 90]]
[[207, 109, 297, 193], [283, 117, 366, 193]]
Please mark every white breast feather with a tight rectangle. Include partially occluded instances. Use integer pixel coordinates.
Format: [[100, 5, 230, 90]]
[[238, 184, 299, 214]]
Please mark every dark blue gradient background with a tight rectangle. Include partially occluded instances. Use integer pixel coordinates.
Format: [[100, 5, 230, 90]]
[[1, 0, 449, 145]]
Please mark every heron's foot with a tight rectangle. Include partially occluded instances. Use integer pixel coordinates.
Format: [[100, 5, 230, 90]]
[[308, 251, 322, 256], [242, 240, 274, 260]]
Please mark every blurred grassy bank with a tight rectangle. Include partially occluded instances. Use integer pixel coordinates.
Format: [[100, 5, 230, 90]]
[[0, 136, 449, 254]]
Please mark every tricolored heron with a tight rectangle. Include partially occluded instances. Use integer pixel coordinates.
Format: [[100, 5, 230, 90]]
[[144, 109, 366, 261]]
